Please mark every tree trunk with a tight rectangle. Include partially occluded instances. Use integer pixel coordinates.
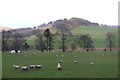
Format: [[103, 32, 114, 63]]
[[109, 40, 112, 52]]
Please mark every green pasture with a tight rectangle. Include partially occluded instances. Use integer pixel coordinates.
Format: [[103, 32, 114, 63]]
[[2, 51, 118, 78]]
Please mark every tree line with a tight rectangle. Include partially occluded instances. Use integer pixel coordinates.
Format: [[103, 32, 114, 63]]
[[1, 28, 117, 53]]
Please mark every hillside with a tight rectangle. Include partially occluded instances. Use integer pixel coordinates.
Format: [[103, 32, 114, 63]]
[[71, 26, 118, 48], [2, 17, 118, 48], [26, 26, 118, 48], [6, 17, 100, 35]]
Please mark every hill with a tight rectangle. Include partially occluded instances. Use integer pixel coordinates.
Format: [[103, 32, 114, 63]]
[[26, 26, 118, 48], [2, 17, 118, 48], [52, 17, 99, 29], [8, 17, 99, 35]]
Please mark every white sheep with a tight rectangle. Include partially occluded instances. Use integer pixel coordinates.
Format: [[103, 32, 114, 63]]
[[18, 50, 21, 53], [60, 60, 63, 63], [11, 50, 15, 53], [74, 60, 78, 63], [57, 63, 61, 70], [90, 62, 94, 64], [29, 64, 36, 70], [32, 53, 35, 55], [21, 66, 29, 71], [13, 65, 20, 69], [36, 64, 42, 69]]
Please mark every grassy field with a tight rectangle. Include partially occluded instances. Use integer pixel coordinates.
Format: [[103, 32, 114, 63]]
[[2, 51, 118, 78]]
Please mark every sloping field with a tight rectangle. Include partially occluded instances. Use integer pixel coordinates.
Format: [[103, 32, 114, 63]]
[[71, 26, 118, 48]]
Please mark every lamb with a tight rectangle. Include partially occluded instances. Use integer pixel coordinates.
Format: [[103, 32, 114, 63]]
[[57, 63, 61, 70], [13, 65, 20, 69], [36, 64, 42, 69]]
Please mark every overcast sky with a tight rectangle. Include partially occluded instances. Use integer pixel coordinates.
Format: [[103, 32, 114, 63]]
[[0, 0, 119, 28]]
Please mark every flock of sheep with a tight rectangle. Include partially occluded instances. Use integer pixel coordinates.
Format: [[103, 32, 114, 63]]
[[13, 59, 78, 72], [11, 50, 95, 72], [13, 64, 42, 71], [10, 50, 21, 53], [12, 55, 79, 72]]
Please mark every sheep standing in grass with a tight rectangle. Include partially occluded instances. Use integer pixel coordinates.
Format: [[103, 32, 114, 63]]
[[74, 60, 78, 63], [57, 63, 61, 70], [33, 53, 35, 55], [18, 50, 21, 53], [21, 66, 29, 71], [29, 64, 36, 70], [90, 62, 94, 64], [11, 50, 15, 53], [36, 64, 42, 69], [13, 65, 20, 70], [60, 60, 63, 63]]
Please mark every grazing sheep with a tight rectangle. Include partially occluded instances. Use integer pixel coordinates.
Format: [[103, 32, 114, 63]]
[[36, 64, 42, 69], [60, 60, 63, 63], [29, 64, 36, 70], [74, 56, 76, 58], [57, 63, 61, 70], [102, 54, 105, 56], [32, 53, 35, 55], [11, 50, 15, 53], [21, 66, 29, 71], [90, 62, 94, 64], [13, 65, 20, 69], [74, 60, 78, 63], [62, 55, 63, 57], [18, 50, 21, 53]]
